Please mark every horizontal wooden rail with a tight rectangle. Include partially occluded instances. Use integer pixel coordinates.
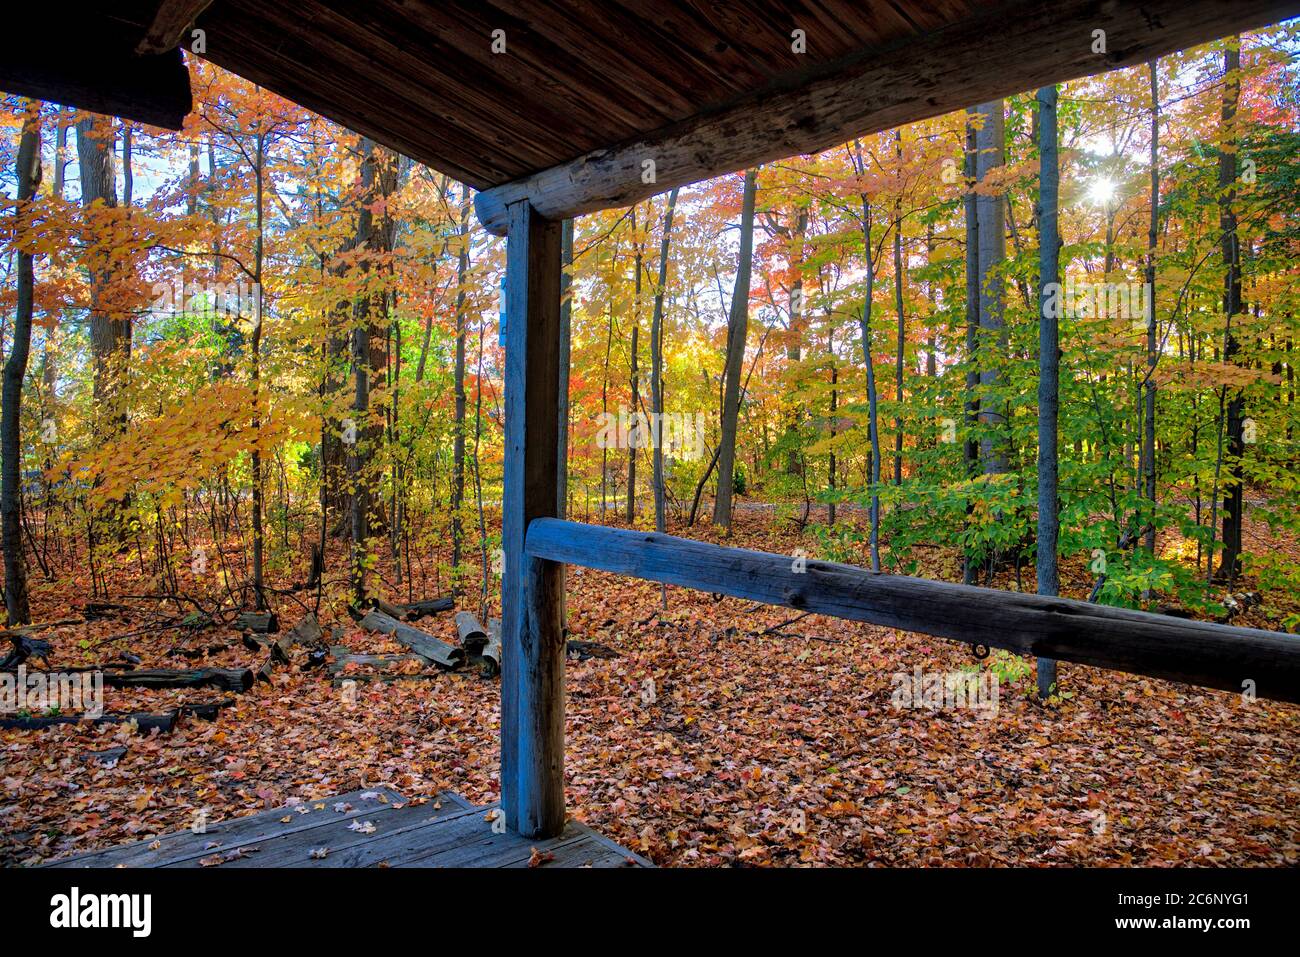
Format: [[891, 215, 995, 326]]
[[526, 519, 1300, 705]]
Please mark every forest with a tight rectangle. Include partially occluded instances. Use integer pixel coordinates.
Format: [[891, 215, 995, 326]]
[[1, 25, 1297, 869]]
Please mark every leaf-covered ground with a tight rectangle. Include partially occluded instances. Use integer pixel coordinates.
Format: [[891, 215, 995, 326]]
[[2, 509, 1297, 867]]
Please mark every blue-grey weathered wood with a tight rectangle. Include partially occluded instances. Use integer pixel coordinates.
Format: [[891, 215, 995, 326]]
[[501, 200, 566, 838], [525, 519, 1300, 705], [42, 789, 649, 868], [359, 608, 463, 669]]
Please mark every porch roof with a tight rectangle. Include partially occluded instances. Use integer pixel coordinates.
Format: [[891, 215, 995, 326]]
[[4, 0, 1297, 227]]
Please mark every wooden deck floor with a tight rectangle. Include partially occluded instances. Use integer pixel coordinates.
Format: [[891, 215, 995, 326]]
[[44, 788, 651, 868]]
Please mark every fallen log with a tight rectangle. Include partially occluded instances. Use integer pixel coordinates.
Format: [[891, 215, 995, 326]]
[[372, 597, 408, 621], [102, 667, 253, 693], [1, 635, 51, 670], [359, 610, 463, 669], [372, 596, 455, 622], [288, 612, 326, 650], [477, 617, 502, 677], [328, 652, 426, 673], [566, 639, 620, 661], [254, 612, 324, 683], [400, 596, 454, 619], [82, 602, 129, 621], [454, 612, 489, 657], [327, 651, 437, 687], [0, 697, 235, 733], [1, 711, 178, 733], [237, 611, 279, 634]]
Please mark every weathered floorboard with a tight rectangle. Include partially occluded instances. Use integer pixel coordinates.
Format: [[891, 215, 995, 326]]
[[41, 790, 647, 868], [45, 787, 412, 868], [525, 518, 1300, 704]]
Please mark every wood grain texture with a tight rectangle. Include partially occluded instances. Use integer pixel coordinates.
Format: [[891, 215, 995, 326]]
[[525, 519, 1300, 704], [475, 0, 1300, 231], [135, 0, 214, 54], [41, 789, 648, 868], [2, 8, 191, 130], [359, 609, 464, 668], [501, 200, 565, 838], [8, 1, 1293, 192]]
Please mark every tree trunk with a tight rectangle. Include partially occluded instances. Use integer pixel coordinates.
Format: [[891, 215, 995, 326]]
[[2, 105, 41, 626], [1035, 85, 1060, 697], [852, 142, 882, 572], [76, 116, 129, 444], [712, 169, 758, 530], [347, 138, 398, 602], [785, 209, 808, 476], [1142, 60, 1160, 556], [627, 207, 642, 523], [974, 100, 1008, 476], [892, 129, 905, 485], [962, 110, 981, 584], [1216, 42, 1244, 584], [250, 131, 266, 609], [650, 189, 679, 537], [451, 185, 471, 583]]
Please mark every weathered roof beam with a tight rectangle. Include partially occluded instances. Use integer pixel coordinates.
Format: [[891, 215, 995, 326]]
[[476, 0, 1300, 233], [527, 519, 1300, 705], [2, 10, 191, 129], [135, 0, 215, 55]]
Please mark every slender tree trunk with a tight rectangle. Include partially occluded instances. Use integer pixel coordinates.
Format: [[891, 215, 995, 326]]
[[451, 185, 470, 584], [1035, 85, 1060, 697], [713, 169, 758, 530], [852, 142, 882, 571], [2, 105, 41, 625], [925, 223, 937, 379], [785, 209, 808, 476], [627, 208, 642, 523], [962, 110, 981, 584], [892, 129, 905, 485], [1217, 42, 1245, 584], [121, 122, 134, 209], [558, 217, 574, 515], [828, 359, 838, 525], [250, 131, 266, 608], [76, 116, 128, 444], [1142, 60, 1160, 556], [650, 189, 679, 539], [975, 100, 1008, 476], [557, 217, 574, 624]]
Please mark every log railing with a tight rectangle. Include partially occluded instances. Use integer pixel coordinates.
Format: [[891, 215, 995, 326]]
[[526, 518, 1300, 705]]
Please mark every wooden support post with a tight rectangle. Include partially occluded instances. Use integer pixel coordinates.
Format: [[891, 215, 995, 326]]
[[500, 200, 565, 838]]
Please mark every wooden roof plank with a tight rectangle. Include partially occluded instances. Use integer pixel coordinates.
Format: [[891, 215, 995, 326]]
[[136, 0, 214, 54], [277, 0, 595, 163], [2, 10, 191, 130], [476, 0, 1300, 232], [197, 9, 538, 184], [221, 1, 563, 172], [373, 0, 652, 138]]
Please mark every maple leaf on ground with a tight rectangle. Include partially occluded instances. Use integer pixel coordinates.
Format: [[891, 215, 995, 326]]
[[527, 847, 555, 868]]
